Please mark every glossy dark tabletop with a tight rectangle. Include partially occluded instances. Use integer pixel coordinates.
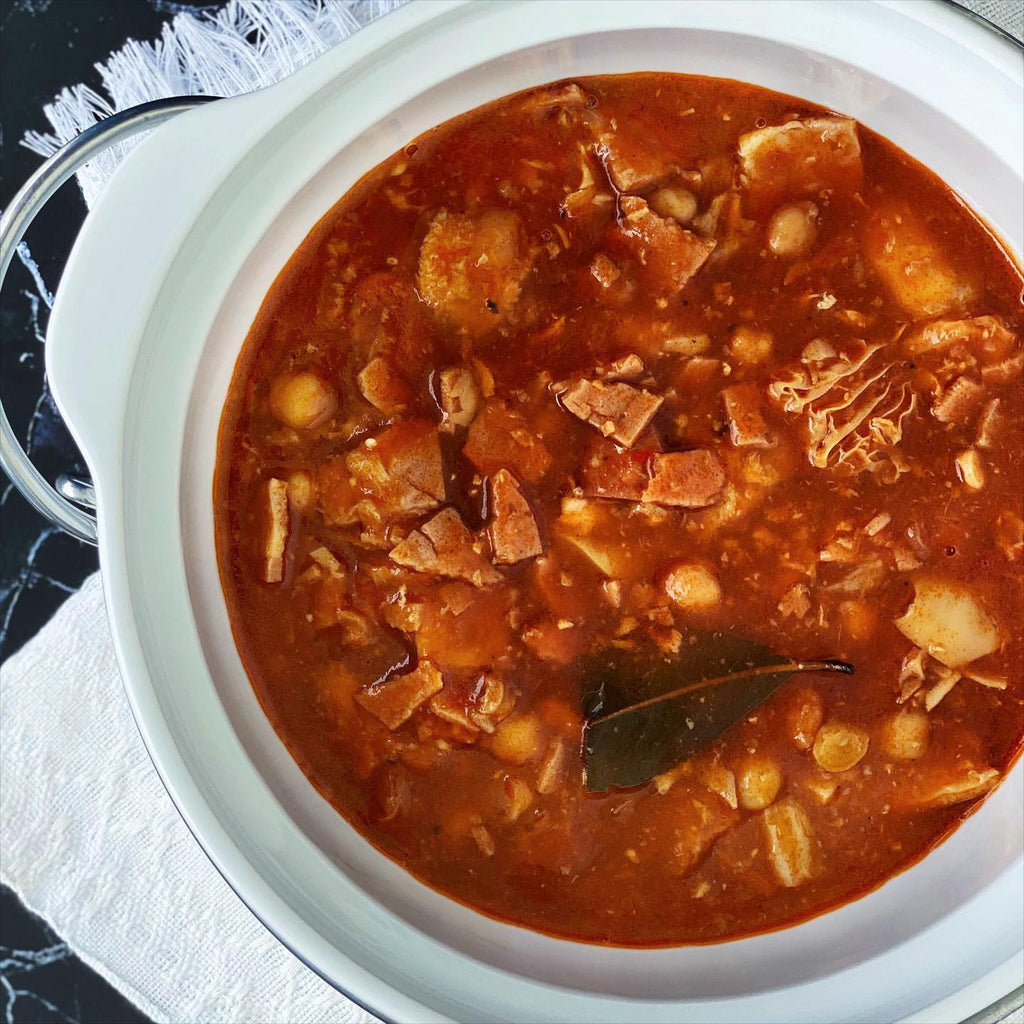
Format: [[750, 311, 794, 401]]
[[1, 4, 222, 1019]]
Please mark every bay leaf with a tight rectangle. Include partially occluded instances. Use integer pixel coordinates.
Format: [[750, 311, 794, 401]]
[[582, 632, 852, 792]]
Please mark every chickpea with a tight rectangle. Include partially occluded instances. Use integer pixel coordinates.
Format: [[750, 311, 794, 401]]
[[269, 370, 337, 429], [879, 711, 929, 761], [785, 686, 824, 750], [839, 599, 877, 643], [737, 755, 783, 810], [727, 326, 773, 364], [813, 721, 870, 773], [664, 562, 722, 611], [767, 201, 819, 257], [286, 470, 317, 512], [650, 186, 698, 225]]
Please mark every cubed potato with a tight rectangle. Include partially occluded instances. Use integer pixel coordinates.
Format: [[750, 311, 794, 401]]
[[894, 577, 1003, 668], [664, 562, 722, 611], [766, 201, 819, 257], [863, 201, 976, 318], [879, 712, 930, 761], [812, 721, 869, 773], [761, 799, 814, 887], [489, 713, 545, 765], [727, 326, 773, 364], [417, 209, 529, 334], [737, 755, 783, 810], [269, 370, 337, 429]]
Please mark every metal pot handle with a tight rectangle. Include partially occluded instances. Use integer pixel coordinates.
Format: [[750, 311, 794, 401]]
[[0, 95, 218, 545]]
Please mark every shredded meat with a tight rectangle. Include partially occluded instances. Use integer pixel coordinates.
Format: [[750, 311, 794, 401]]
[[769, 341, 916, 480], [932, 375, 983, 423], [390, 507, 502, 585], [559, 378, 664, 447], [488, 469, 543, 565]]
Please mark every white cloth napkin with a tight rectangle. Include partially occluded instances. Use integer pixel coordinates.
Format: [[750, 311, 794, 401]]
[[1, 573, 380, 1024], [2, 2, 1022, 1023]]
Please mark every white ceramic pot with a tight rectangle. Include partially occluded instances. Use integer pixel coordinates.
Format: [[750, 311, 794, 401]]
[[7, 1, 1023, 1020]]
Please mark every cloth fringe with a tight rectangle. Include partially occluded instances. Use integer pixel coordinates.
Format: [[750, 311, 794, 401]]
[[21, 0, 405, 208]]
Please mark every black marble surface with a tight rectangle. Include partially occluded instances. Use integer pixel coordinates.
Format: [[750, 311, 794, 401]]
[[1, 4, 220, 1019]]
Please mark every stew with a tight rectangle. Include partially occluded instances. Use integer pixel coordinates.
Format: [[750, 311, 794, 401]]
[[215, 74, 1024, 945]]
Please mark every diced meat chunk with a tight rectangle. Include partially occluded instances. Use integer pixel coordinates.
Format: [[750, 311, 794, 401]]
[[670, 792, 737, 876], [357, 356, 410, 414], [596, 353, 646, 381], [437, 367, 480, 433], [955, 447, 985, 490], [761, 799, 814, 887], [559, 378, 663, 447], [390, 507, 502, 586], [579, 434, 656, 500], [596, 130, 678, 193], [464, 401, 553, 482], [932, 375, 984, 423], [522, 618, 583, 663], [417, 209, 529, 334], [738, 117, 862, 210], [863, 201, 977, 318], [642, 450, 725, 507], [722, 383, 772, 447], [322, 419, 446, 526], [590, 253, 621, 288], [355, 661, 444, 730], [488, 469, 542, 565], [262, 478, 289, 583], [617, 196, 716, 292], [903, 315, 1016, 359]]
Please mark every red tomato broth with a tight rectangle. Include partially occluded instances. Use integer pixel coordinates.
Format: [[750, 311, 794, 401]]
[[215, 74, 1024, 945]]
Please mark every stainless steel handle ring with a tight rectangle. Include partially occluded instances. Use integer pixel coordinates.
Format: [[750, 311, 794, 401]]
[[0, 95, 218, 545]]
